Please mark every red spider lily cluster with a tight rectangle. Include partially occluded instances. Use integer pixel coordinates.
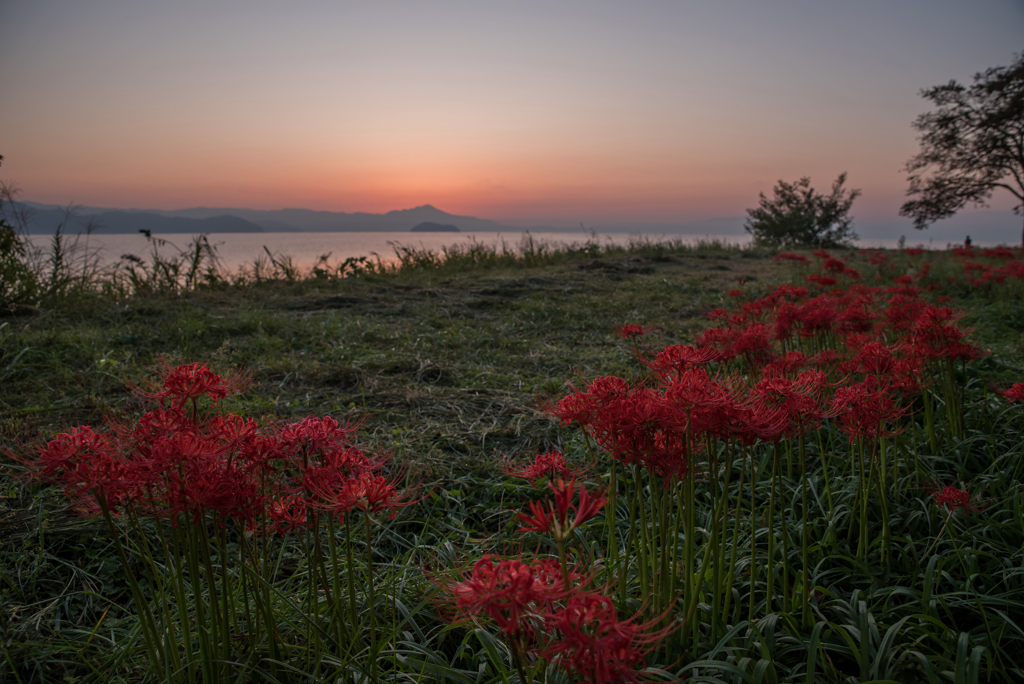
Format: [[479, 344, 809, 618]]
[[440, 555, 666, 684], [1000, 382, 1024, 403], [773, 253, 810, 264], [437, 477, 670, 684], [952, 245, 1024, 287], [931, 485, 978, 513], [503, 450, 583, 484], [614, 324, 652, 340], [545, 250, 991, 478], [18, 362, 416, 530]]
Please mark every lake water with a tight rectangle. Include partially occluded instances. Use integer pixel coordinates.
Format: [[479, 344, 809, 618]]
[[25, 230, 921, 274], [25, 231, 752, 273]]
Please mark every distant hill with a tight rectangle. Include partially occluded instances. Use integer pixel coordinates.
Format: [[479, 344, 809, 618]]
[[410, 222, 459, 232], [14, 204, 264, 235], [15, 202, 512, 233]]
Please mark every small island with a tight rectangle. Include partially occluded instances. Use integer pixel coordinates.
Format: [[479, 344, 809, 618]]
[[410, 221, 460, 232]]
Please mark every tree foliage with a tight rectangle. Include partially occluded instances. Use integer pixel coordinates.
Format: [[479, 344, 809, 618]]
[[744, 173, 860, 248], [0, 156, 40, 314], [900, 52, 1024, 244]]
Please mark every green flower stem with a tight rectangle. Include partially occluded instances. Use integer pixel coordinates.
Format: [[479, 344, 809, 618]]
[[636, 465, 651, 608], [799, 433, 810, 629], [767, 448, 778, 614], [327, 514, 350, 646], [99, 497, 164, 680], [364, 511, 378, 683], [721, 446, 745, 628]]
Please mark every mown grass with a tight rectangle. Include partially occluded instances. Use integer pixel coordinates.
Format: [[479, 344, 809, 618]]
[[2, 236, 1023, 683]]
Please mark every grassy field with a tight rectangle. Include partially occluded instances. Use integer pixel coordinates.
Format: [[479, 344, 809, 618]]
[[2, 235, 1024, 683]]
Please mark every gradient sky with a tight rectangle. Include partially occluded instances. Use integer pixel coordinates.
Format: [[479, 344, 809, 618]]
[[2, 1, 1022, 228]]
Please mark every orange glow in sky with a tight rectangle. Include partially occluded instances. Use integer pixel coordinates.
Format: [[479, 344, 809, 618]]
[[2, 1, 1022, 230]]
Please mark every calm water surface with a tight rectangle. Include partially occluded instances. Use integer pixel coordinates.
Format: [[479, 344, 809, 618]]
[[26, 230, 921, 274], [27, 231, 754, 273]]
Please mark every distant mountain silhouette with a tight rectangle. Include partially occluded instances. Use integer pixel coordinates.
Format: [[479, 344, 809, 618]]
[[18, 200, 1019, 245], [16, 202, 512, 233], [15, 204, 264, 235], [410, 221, 459, 232]]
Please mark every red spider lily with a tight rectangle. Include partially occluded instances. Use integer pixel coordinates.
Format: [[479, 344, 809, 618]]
[[770, 283, 811, 303], [867, 251, 888, 265], [702, 320, 774, 366], [665, 366, 740, 441], [830, 374, 908, 443], [730, 321, 775, 364], [181, 461, 265, 524], [530, 557, 583, 599], [813, 249, 830, 259], [774, 253, 809, 264], [644, 344, 719, 377], [772, 300, 799, 341], [445, 555, 573, 637], [18, 359, 409, 534], [762, 351, 808, 378], [312, 467, 420, 520], [1001, 382, 1024, 402], [277, 415, 362, 455], [750, 370, 831, 440], [132, 429, 230, 490], [838, 341, 921, 393], [268, 494, 309, 535], [834, 292, 876, 334], [517, 479, 607, 542], [31, 425, 113, 481], [543, 592, 671, 684], [806, 274, 837, 288], [614, 324, 651, 340], [348, 470, 419, 517], [794, 295, 840, 338], [547, 378, 690, 477], [883, 294, 928, 338], [208, 412, 261, 440], [931, 486, 979, 513], [910, 306, 984, 361], [504, 450, 581, 485], [587, 386, 691, 477], [980, 247, 1016, 259], [130, 359, 251, 409], [291, 441, 381, 501], [545, 376, 632, 429], [116, 407, 192, 448], [22, 426, 131, 515], [823, 257, 847, 273]]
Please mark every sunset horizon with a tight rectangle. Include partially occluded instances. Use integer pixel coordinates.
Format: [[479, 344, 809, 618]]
[[3, 1, 1023, 235]]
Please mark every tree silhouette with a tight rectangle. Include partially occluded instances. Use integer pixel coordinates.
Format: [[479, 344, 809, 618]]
[[900, 53, 1024, 245], [744, 173, 860, 248]]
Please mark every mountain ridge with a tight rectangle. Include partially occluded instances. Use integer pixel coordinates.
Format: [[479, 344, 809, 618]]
[[14, 202, 512, 234], [10, 201, 1021, 244]]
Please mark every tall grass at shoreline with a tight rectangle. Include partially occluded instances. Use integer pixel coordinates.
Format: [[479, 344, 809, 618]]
[[4, 224, 752, 310]]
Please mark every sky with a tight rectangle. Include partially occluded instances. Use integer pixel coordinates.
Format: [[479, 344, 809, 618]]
[[1, 0, 1022, 232]]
